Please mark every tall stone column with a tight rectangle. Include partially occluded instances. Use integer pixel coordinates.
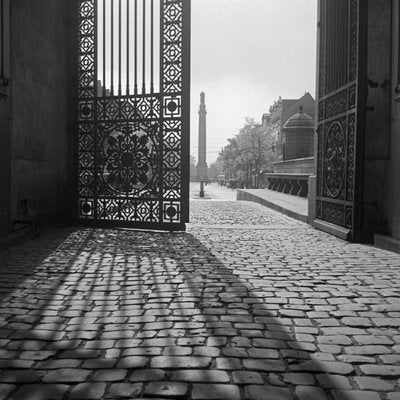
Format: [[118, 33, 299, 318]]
[[196, 92, 208, 180]]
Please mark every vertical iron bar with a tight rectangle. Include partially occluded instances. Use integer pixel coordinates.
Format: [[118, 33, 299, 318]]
[[111, 0, 114, 95], [103, 0, 106, 96], [134, 0, 138, 94], [118, 0, 122, 95], [150, 0, 154, 93], [126, 0, 130, 95], [342, 2, 349, 84], [338, 0, 342, 88], [182, 0, 192, 224], [335, 2, 339, 91], [327, 0, 332, 93], [94, 0, 99, 219], [1, 0, 4, 78], [142, 0, 146, 94], [325, 0, 330, 94], [158, 0, 164, 223], [1, 0, 2, 78], [346, 1, 351, 83]]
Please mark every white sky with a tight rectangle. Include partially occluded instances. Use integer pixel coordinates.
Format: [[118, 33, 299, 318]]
[[190, 0, 318, 164]]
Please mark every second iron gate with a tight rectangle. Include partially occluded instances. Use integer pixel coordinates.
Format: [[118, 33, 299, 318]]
[[77, 0, 190, 230]]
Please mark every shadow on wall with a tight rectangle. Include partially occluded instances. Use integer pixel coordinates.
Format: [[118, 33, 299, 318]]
[[0, 228, 364, 399]]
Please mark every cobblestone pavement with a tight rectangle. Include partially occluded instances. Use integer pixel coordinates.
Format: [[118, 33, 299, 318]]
[[1, 200, 400, 400]]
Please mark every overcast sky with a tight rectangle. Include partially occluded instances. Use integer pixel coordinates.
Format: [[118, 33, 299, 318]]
[[191, 0, 318, 164]]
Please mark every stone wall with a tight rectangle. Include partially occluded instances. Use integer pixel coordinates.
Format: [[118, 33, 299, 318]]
[[386, 0, 400, 241], [273, 157, 314, 174], [9, 0, 77, 229], [283, 130, 314, 161], [361, 0, 391, 241]]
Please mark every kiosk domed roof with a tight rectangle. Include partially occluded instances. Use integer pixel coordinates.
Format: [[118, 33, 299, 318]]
[[284, 106, 314, 129]]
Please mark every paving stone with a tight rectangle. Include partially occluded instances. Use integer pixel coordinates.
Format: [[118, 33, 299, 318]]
[[0, 384, 16, 400], [341, 317, 373, 327], [216, 357, 242, 370], [354, 376, 394, 391], [0, 360, 34, 369], [36, 359, 81, 369], [3, 200, 400, 400], [222, 347, 248, 358], [192, 384, 240, 400], [150, 356, 211, 369], [331, 390, 381, 400], [353, 335, 393, 345], [193, 346, 221, 357], [19, 351, 56, 360], [82, 358, 117, 369], [338, 355, 376, 364], [244, 385, 292, 400], [344, 345, 391, 355], [321, 328, 366, 335], [43, 369, 91, 383], [360, 364, 400, 377], [164, 346, 192, 356], [107, 382, 143, 398], [248, 348, 279, 359], [123, 347, 161, 356], [171, 370, 230, 383], [91, 369, 127, 381], [372, 318, 400, 327], [7, 384, 69, 400], [116, 356, 148, 369], [380, 354, 400, 364], [60, 350, 101, 359], [243, 358, 286, 372], [317, 335, 352, 345], [316, 374, 352, 389], [144, 381, 188, 398], [0, 370, 43, 383], [69, 382, 107, 399], [295, 386, 330, 400], [289, 361, 354, 375], [232, 371, 263, 384], [207, 337, 227, 346], [129, 369, 166, 382], [283, 373, 315, 385]]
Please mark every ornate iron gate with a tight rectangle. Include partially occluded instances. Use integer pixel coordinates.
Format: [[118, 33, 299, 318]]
[[315, 0, 366, 241], [77, 0, 190, 230], [0, 0, 11, 235]]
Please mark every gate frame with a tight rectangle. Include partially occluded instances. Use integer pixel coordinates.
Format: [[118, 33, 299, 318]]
[[312, 0, 368, 242], [75, 0, 191, 232]]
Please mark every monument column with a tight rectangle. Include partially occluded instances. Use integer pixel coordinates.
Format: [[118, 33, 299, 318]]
[[197, 92, 208, 180]]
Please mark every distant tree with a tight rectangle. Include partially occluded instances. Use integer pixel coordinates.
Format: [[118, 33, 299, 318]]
[[208, 158, 223, 181], [215, 118, 274, 188]]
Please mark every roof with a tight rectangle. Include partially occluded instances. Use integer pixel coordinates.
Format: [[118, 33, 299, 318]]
[[283, 106, 314, 129]]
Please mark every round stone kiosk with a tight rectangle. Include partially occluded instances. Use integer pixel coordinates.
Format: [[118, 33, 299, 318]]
[[281, 106, 314, 161]]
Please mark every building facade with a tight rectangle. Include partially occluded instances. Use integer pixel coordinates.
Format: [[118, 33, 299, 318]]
[[266, 92, 315, 162]]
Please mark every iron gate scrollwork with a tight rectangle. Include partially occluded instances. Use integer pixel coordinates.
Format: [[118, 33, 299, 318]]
[[315, 0, 366, 241], [78, 0, 190, 230]]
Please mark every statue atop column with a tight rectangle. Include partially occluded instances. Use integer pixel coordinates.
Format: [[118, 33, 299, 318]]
[[196, 92, 208, 180]]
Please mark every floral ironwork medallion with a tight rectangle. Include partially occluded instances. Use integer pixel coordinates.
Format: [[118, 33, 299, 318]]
[[99, 123, 158, 195], [323, 121, 346, 199]]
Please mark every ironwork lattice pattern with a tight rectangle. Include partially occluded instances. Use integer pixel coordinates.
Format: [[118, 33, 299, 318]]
[[316, 0, 360, 234], [78, 0, 188, 229]]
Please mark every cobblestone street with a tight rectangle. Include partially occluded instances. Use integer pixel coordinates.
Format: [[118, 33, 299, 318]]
[[1, 195, 400, 399]]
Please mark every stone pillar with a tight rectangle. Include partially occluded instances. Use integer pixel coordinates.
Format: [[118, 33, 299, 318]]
[[196, 92, 208, 180]]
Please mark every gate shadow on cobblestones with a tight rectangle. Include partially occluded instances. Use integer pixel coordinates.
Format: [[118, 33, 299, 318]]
[[0, 228, 379, 399]]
